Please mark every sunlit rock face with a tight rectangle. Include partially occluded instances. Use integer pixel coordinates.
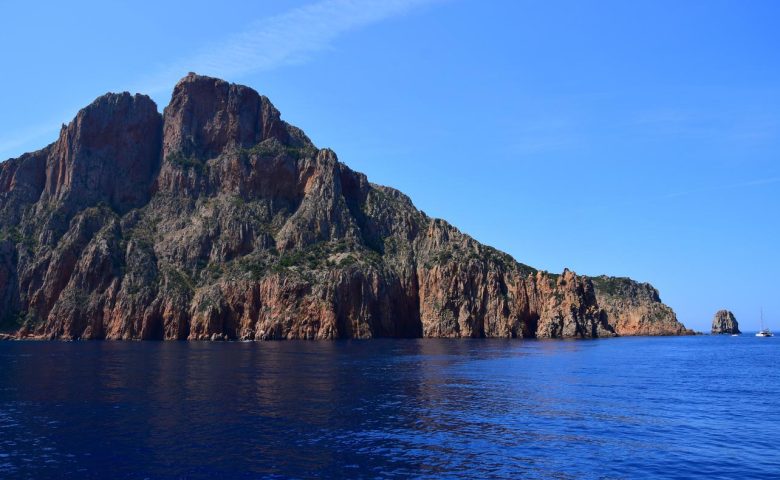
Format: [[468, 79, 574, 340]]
[[711, 310, 740, 335], [0, 74, 692, 340]]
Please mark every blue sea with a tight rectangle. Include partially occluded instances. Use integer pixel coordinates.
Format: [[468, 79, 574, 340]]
[[0, 335, 778, 479]]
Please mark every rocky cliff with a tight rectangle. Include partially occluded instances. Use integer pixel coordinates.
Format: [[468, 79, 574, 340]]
[[591, 276, 691, 336], [711, 310, 740, 334], [0, 74, 692, 340]]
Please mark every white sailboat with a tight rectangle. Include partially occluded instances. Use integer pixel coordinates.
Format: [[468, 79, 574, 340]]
[[756, 308, 773, 337]]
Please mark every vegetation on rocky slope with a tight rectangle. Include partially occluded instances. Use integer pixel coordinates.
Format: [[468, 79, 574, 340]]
[[0, 74, 691, 340]]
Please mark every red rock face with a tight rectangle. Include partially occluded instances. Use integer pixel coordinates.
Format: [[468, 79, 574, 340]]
[[42, 93, 161, 214], [0, 74, 692, 340], [162, 73, 291, 161]]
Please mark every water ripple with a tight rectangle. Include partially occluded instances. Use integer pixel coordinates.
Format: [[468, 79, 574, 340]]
[[0, 336, 778, 479]]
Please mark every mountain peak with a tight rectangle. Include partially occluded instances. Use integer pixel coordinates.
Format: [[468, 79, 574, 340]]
[[163, 73, 293, 161], [42, 90, 162, 214]]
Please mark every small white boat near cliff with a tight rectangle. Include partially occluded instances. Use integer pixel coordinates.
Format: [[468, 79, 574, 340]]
[[756, 309, 773, 337]]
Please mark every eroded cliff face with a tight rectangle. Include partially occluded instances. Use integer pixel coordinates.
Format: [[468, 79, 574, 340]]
[[592, 276, 690, 336], [0, 73, 691, 340]]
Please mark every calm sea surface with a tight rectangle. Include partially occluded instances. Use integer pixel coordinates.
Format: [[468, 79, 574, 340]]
[[0, 335, 778, 479]]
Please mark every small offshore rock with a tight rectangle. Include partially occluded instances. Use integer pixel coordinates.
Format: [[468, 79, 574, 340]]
[[711, 310, 740, 334]]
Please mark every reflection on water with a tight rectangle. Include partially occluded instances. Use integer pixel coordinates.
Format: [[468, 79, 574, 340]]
[[1, 337, 779, 479]]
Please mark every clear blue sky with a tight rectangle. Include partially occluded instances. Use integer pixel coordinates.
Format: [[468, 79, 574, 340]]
[[1, 0, 778, 331]]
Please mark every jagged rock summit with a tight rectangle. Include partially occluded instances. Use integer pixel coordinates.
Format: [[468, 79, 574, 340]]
[[711, 310, 740, 335], [0, 73, 692, 340]]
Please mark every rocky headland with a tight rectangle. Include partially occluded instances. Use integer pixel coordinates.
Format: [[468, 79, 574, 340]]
[[0, 74, 692, 340], [711, 310, 740, 335]]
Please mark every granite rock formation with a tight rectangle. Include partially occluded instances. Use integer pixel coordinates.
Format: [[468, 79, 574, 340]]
[[592, 276, 691, 336], [0, 74, 692, 340], [711, 310, 740, 335]]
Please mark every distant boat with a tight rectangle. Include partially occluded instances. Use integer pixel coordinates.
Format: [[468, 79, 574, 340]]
[[756, 308, 773, 337]]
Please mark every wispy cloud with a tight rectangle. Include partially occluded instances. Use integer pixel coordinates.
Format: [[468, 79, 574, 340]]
[[134, 0, 445, 94], [0, 106, 78, 159], [1, 0, 444, 161], [632, 106, 780, 147], [662, 176, 780, 199], [0, 123, 58, 158], [506, 116, 585, 156]]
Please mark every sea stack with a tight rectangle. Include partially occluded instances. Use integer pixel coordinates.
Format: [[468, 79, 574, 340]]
[[711, 310, 740, 335]]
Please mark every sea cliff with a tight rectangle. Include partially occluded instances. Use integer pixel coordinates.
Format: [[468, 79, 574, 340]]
[[0, 74, 692, 340]]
